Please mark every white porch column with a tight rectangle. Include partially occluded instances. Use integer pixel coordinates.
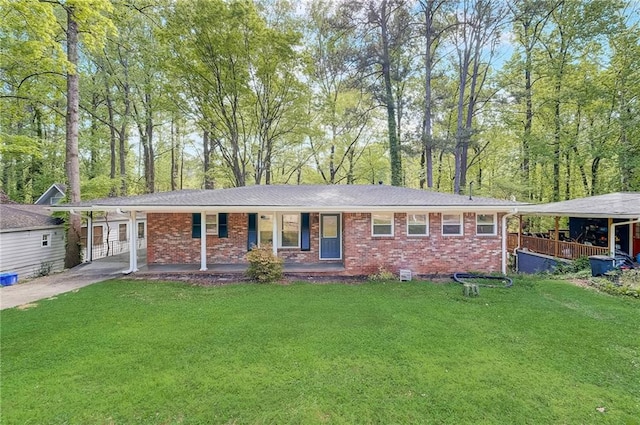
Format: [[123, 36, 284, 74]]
[[272, 212, 278, 256], [86, 212, 93, 263], [200, 211, 208, 271], [130, 210, 138, 272]]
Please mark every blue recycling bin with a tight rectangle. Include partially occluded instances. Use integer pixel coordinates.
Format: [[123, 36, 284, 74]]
[[0, 272, 18, 286], [588, 256, 615, 277]]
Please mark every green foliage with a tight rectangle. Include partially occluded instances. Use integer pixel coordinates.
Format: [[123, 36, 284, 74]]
[[245, 244, 284, 283], [590, 269, 640, 298], [81, 176, 116, 200], [367, 265, 397, 282], [1, 279, 639, 423], [33, 261, 53, 278], [552, 256, 591, 275], [1, 0, 639, 199]]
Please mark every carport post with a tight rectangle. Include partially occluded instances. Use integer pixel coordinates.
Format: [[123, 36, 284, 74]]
[[272, 211, 278, 256], [200, 211, 207, 271], [86, 212, 93, 262], [129, 210, 138, 272], [554, 216, 560, 257]]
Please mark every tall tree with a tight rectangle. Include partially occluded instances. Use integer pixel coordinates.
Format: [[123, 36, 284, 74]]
[[306, 0, 376, 185], [451, 0, 506, 194], [508, 0, 557, 200], [417, 0, 452, 188]]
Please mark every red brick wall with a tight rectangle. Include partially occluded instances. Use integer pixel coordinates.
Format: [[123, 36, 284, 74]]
[[147, 213, 200, 264], [147, 212, 321, 265], [147, 212, 503, 275], [342, 212, 503, 275]]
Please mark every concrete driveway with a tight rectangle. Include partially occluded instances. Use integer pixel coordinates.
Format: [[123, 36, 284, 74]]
[[0, 253, 141, 310]]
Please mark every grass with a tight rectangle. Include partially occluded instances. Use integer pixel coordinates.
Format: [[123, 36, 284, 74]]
[[1, 277, 639, 424]]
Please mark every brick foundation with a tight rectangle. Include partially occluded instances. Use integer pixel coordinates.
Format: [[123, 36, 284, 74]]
[[147, 212, 503, 276]]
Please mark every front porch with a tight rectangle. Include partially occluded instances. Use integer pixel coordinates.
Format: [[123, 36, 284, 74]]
[[136, 261, 346, 277]]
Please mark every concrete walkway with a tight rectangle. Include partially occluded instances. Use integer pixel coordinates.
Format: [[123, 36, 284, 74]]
[[0, 253, 136, 310]]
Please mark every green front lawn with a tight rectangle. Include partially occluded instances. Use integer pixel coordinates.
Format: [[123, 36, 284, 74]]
[[1, 278, 639, 424]]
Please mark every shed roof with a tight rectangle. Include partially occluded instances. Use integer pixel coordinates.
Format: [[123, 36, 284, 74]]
[[52, 184, 522, 213], [0, 204, 64, 231], [518, 192, 640, 219]]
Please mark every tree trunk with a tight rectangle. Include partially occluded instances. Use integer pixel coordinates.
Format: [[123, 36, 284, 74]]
[[523, 47, 533, 199], [171, 119, 177, 191], [105, 90, 117, 196], [454, 55, 469, 195], [420, 0, 437, 189], [145, 92, 154, 193], [203, 129, 214, 189], [380, 0, 402, 186], [552, 84, 561, 202], [64, 7, 82, 269]]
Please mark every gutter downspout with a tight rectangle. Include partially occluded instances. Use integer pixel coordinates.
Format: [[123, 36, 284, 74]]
[[609, 218, 640, 257], [502, 209, 519, 275]]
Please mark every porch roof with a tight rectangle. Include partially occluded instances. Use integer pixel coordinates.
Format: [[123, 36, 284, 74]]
[[518, 192, 640, 219], [51, 184, 522, 213]]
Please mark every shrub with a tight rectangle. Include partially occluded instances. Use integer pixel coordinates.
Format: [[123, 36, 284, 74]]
[[367, 266, 396, 282], [553, 256, 590, 274], [245, 244, 284, 283], [588, 276, 640, 298], [590, 269, 640, 298], [33, 261, 53, 278]]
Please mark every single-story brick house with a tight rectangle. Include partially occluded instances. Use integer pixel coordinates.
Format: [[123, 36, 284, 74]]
[[53, 185, 521, 276]]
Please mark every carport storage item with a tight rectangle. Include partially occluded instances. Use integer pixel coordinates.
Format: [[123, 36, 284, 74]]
[[588, 255, 615, 277], [0, 272, 18, 286]]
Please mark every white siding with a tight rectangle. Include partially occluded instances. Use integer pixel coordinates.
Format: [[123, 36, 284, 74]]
[[81, 218, 147, 261], [0, 226, 66, 279]]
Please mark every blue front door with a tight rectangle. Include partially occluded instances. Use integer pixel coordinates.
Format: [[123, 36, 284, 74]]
[[320, 214, 341, 259]]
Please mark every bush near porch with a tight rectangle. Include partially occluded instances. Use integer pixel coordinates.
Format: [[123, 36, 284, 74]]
[[1, 278, 638, 424]]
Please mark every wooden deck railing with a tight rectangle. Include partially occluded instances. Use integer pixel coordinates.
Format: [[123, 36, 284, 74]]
[[506, 233, 608, 259]]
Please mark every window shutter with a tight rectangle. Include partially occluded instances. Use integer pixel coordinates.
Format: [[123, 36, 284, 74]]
[[301, 213, 310, 251], [192, 213, 201, 238], [247, 213, 257, 250], [219, 213, 228, 238]]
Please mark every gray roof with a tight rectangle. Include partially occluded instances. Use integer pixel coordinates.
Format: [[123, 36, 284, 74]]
[[0, 204, 64, 231], [54, 184, 521, 212], [518, 192, 640, 218]]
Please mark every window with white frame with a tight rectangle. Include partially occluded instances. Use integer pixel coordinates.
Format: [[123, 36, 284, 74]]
[[372, 213, 394, 236], [41, 233, 51, 247], [407, 213, 429, 236], [206, 214, 218, 235], [137, 222, 145, 239], [476, 213, 497, 235], [119, 223, 128, 241], [281, 214, 300, 248], [93, 225, 103, 245], [442, 213, 463, 236], [259, 214, 273, 245]]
